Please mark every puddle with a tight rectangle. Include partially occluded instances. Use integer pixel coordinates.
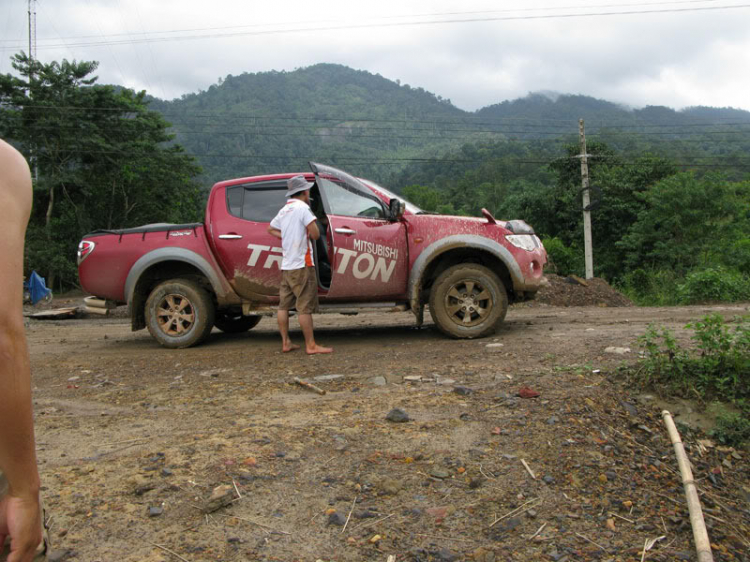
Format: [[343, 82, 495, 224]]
[[638, 394, 741, 433]]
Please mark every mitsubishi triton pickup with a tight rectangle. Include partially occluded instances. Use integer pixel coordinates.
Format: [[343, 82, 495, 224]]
[[77, 163, 547, 348]]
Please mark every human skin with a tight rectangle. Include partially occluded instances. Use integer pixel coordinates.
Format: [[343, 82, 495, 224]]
[[0, 139, 43, 562]]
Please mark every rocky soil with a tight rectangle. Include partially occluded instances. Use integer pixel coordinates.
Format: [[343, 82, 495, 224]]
[[23, 292, 750, 562]]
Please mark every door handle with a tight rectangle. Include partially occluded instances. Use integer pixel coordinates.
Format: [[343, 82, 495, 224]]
[[219, 234, 243, 239], [334, 228, 356, 235]]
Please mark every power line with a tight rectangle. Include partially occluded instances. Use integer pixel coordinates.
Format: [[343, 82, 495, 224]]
[[2, 3, 749, 51], [12, 121, 750, 143], [8, 118, 750, 142], [7, 103, 750, 130], [82, 0, 129, 88], [0, 0, 725, 45], [131, 0, 167, 100], [30, 149, 750, 169]]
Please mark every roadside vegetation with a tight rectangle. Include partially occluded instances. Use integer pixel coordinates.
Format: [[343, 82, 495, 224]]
[[1, 54, 203, 290], [629, 314, 750, 446], [401, 146, 750, 306], [3, 52, 750, 300]]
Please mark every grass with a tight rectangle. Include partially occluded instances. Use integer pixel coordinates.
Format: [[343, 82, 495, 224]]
[[629, 314, 750, 446], [618, 267, 750, 306]]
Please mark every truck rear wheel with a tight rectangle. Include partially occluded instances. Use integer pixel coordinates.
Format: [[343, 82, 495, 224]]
[[214, 312, 262, 333], [429, 264, 508, 339], [145, 279, 215, 348]]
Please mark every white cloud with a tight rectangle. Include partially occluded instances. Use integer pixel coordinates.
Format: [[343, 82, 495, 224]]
[[1, 0, 748, 112]]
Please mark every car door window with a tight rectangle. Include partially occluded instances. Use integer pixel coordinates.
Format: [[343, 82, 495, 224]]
[[226, 183, 287, 222], [318, 178, 385, 219]]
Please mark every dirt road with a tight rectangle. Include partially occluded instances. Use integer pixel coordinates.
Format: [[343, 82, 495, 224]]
[[27, 303, 749, 561]]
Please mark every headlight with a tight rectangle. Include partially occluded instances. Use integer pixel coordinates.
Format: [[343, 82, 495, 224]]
[[506, 234, 541, 251]]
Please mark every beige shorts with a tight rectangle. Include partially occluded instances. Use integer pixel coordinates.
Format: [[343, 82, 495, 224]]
[[0, 472, 50, 561], [279, 267, 319, 314]]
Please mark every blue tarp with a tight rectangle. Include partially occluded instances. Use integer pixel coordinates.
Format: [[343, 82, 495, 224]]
[[26, 270, 52, 305]]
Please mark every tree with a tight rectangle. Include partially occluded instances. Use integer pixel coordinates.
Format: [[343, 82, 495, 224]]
[[542, 142, 678, 280], [619, 172, 750, 274], [0, 53, 203, 288], [401, 185, 442, 211]]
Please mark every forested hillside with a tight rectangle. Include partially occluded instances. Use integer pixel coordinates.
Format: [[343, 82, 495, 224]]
[[147, 64, 750, 188], [3, 55, 749, 297], [147, 64, 468, 185]]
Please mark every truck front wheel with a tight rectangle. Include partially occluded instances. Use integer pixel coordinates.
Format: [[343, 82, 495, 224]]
[[429, 264, 508, 338], [145, 279, 215, 348]]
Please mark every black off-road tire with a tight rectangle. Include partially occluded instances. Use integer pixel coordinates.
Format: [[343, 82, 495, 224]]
[[214, 312, 262, 333], [429, 264, 508, 339], [145, 279, 215, 348]]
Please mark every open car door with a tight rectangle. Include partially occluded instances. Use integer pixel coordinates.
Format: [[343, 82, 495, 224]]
[[311, 163, 408, 301]]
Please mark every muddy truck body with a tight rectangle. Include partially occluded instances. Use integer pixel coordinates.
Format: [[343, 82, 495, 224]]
[[77, 163, 547, 348]]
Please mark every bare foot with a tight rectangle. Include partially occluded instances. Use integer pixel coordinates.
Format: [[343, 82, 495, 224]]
[[306, 345, 333, 355], [282, 343, 300, 353]]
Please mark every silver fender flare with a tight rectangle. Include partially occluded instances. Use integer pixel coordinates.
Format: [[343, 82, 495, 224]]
[[408, 235, 523, 310], [125, 247, 229, 305]]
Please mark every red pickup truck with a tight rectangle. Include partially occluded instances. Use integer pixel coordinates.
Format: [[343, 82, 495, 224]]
[[77, 163, 547, 348]]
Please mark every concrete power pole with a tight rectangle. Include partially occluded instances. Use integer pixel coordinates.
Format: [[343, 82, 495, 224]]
[[28, 0, 39, 181], [579, 119, 594, 279], [28, 0, 37, 61]]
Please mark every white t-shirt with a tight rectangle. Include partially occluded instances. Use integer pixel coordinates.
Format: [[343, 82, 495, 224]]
[[270, 198, 317, 270]]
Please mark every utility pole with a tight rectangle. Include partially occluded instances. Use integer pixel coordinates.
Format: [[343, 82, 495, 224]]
[[28, 0, 39, 181], [28, 0, 37, 61], [579, 119, 594, 279]]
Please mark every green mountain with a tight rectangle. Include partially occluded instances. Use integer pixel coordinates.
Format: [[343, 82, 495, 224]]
[[146, 64, 750, 188]]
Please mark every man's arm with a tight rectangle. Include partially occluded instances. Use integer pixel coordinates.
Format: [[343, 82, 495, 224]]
[[267, 226, 282, 239], [306, 220, 320, 241], [0, 139, 43, 562]]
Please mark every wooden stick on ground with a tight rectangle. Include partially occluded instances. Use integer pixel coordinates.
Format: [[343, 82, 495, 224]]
[[520, 458, 536, 480], [489, 498, 538, 528], [662, 410, 714, 562], [529, 522, 547, 540], [609, 512, 635, 524], [150, 543, 190, 562], [575, 532, 606, 551], [341, 495, 358, 534], [215, 513, 291, 535], [293, 377, 326, 395]]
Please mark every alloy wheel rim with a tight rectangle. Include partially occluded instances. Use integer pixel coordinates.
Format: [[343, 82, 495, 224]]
[[156, 293, 196, 336], [444, 279, 493, 327]]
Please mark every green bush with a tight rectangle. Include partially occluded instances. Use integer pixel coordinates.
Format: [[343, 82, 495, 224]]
[[543, 237, 582, 277], [618, 268, 681, 306], [635, 314, 750, 403], [676, 267, 750, 304], [711, 410, 750, 447], [725, 239, 750, 275]]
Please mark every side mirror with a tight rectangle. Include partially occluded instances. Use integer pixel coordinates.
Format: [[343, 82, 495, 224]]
[[389, 198, 406, 221]]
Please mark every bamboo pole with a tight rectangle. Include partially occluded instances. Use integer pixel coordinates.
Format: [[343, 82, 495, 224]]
[[662, 410, 714, 562]]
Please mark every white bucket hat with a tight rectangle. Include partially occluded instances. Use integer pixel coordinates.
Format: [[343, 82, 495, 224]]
[[286, 175, 314, 198]]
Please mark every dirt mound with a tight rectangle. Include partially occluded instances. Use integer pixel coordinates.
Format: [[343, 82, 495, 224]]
[[531, 274, 633, 307]]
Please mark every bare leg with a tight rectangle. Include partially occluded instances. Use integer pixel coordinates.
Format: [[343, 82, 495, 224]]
[[298, 313, 332, 355], [277, 310, 299, 352]]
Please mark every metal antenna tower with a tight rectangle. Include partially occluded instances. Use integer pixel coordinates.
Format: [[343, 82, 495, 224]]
[[28, 0, 37, 60]]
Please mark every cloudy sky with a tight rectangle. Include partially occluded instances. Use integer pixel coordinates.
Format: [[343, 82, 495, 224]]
[[1, 0, 748, 112]]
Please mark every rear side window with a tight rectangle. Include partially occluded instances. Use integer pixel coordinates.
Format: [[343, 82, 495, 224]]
[[226, 183, 287, 222]]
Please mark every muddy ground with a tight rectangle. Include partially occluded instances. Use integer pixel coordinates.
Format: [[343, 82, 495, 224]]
[[25, 297, 750, 562]]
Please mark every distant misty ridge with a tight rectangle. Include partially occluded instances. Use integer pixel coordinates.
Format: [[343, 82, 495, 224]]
[[124, 63, 750, 185]]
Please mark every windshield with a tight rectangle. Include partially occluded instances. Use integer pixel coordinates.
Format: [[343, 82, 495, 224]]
[[363, 181, 424, 215]]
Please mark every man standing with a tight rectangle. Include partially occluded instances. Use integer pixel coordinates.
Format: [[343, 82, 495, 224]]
[[0, 139, 46, 561], [268, 175, 332, 355]]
